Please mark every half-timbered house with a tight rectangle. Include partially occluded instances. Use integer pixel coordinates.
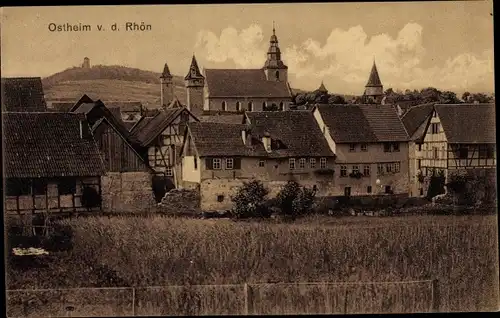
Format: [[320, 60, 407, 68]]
[[409, 103, 496, 196], [3, 112, 106, 215]]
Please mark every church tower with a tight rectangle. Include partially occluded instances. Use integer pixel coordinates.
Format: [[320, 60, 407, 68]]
[[263, 22, 288, 82], [184, 55, 205, 116], [363, 60, 384, 104], [160, 62, 174, 108]]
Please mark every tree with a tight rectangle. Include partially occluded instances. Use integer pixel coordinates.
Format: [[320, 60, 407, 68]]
[[265, 103, 279, 111], [462, 91, 471, 103], [231, 180, 270, 218], [439, 91, 461, 104], [294, 94, 306, 106], [328, 94, 346, 104], [276, 181, 317, 218], [420, 87, 442, 103]]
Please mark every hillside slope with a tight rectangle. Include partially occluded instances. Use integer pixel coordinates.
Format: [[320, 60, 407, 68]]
[[43, 65, 312, 107]]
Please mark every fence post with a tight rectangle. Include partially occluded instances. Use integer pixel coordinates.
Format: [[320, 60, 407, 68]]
[[132, 287, 136, 316], [243, 283, 251, 315], [431, 279, 439, 313]]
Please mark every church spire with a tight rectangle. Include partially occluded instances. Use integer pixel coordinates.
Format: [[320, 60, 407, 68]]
[[185, 54, 204, 80], [160, 62, 172, 79], [366, 60, 382, 87], [263, 23, 288, 80]]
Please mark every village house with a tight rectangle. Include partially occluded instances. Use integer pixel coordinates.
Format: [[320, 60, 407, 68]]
[[3, 112, 106, 215], [1, 77, 48, 112], [403, 103, 496, 197], [128, 98, 199, 199], [313, 104, 411, 196], [179, 110, 336, 211]]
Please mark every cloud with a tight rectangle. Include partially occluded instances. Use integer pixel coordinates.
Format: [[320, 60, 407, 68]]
[[195, 23, 493, 94], [283, 23, 493, 93], [195, 24, 267, 68]]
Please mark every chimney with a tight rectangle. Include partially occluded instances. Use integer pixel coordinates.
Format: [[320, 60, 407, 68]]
[[242, 128, 252, 146], [242, 129, 246, 145], [262, 132, 272, 152], [79, 120, 84, 138]]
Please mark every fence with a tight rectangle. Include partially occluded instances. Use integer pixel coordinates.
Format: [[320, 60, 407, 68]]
[[6, 279, 437, 317]]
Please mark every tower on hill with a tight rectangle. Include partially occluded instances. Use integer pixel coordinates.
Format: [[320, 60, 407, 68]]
[[317, 81, 328, 94], [363, 60, 384, 104], [185, 55, 205, 116], [82, 57, 91, 69], [263, 22, 288, 82], [160, 62, 174, 107]]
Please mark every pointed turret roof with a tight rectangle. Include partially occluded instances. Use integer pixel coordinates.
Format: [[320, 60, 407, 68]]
[[317, 81, 328, 93], [185, 55, 204, 80], [160, 62, 172, 78], [366, 61, 382, 87]]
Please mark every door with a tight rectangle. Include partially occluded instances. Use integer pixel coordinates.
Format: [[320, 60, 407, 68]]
[[344, 187, 351, 197]]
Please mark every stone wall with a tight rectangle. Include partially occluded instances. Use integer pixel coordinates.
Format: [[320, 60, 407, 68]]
[[101, 172, 156, 213]]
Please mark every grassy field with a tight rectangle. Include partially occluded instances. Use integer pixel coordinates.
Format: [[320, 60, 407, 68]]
[[5, 214, 499, 313]]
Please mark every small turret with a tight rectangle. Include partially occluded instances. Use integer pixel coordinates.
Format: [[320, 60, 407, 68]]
[[363, 60, 384, 104], [185, 55, 205, 116], [160, 62, 174, 107]]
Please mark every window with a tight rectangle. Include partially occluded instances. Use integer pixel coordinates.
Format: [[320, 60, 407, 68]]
[[352, 165, 360, 174], [458, 147, 468, 159], [217, 195, 224, 202], [393, 143, 400, 152], [58, 178, 76, 195], [349, 144, 356, 152], [310, 158, 316, 169], [194, 157, 198, 170], [340, 165, 347, 177], [419, 188, 424, 196], [344, 187, 351, 197], [386, 163, 393, 173], [165, 167, 173, 176], [6, 178, 31, 196], [377, 164, 384, 175], [279, 102, 284, 111], [363, 165, 370, 176], [367, 186, 372, 194], [213, 158, 222, 170], [479, 145, 495, 159], [248, 102, 253, 111], [289, 158, 296, 170], [262, 101, 267, 110], [236, 101, 241, 112], [259, 160, 265, 167], [361, 144, 367, 152], [32, 179, 47, 195], [384, 143, 391, 152], [222, 101, 227, 111], [275, 70, 280, 80], [432, 111, 437, 118], [385, 185, 392, 194], [299, 158, 306, 169], [395, 162, 401, 173], [431, 123, 440, 134], [433, 147, 439, 159], [320, 158, 327, 169], [225, 158, 234, 170], [417, 159, 421, 169], [418, 144, 422, 151]]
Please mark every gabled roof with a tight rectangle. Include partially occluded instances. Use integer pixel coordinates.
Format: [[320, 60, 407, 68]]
[[204, 69, 292, 98], [401, 103, 435, 141], [435, 103, 496, 144], [68, 94, 94, 112], [316, 104, 409, 143], [185, 55, 204, 80], [3, 112, 106, 178], [366, 62, 382, 87], [186, 122, 268, 157], [131, 107, 197, 147], [245, 110, 335, 158], [1, 77, 47, 112], [317, 81, 328, 93]]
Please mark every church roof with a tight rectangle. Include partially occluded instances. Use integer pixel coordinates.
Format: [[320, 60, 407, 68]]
[[204, 69, 292, 98], [161, 62, 172, 78], [317, 81, 328, 93], [366, 62, 382, 87], [184, 55, 204, 80]]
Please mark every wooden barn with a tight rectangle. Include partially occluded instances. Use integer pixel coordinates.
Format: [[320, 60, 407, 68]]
[[3, 112, 106, 215]]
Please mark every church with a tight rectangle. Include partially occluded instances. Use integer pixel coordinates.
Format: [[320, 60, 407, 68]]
[[159, 25, 294, 116]]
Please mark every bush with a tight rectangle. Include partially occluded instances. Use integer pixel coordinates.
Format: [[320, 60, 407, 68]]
[[231, 180, 270, 218], [446, 171, 497, 206], [276, 181, 317, 218]]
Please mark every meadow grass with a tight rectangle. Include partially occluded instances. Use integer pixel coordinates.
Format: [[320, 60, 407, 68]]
[[6, 214, 499, 313]]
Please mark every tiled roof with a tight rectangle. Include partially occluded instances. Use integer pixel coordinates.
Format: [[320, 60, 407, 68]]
[[204, 69, 292, 98], [316, 104, 409, 143], [131, 107, 186, 147], [435, 103, 496, 144], [401, 103, 435, 141], [161, 62, 172, 78], [1, 77, 47, 112], [245, 110, 335, 158], [188, 122, 268, 157], [129, 116, 155, 134], [185, 55, 204, 80], [199, 113, 246, 124], [68, 94, 95, 112], [3, 112, 106, 178], [51, 102, 75, 112]]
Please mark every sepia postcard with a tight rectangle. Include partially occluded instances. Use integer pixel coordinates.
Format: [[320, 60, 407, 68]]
[[1, 2, 498, 316]]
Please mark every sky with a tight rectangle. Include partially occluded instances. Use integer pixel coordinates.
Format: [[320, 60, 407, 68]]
[[1, 2, 494, 95]]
